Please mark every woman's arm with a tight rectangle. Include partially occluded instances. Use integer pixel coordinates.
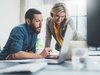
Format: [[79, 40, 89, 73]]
[[45, 18, 52, 47]]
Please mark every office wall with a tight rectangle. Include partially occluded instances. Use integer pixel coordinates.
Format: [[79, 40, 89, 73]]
[[0, 0, 20, 49]]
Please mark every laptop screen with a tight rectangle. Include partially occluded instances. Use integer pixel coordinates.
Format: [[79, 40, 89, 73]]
[[58, 25, 74, 62]]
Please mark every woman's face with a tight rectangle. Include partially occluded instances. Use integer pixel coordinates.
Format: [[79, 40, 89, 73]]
[[53, 12, 65, 25]]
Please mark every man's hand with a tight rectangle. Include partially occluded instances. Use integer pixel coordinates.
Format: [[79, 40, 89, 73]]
[[39, 47, 51, 58]]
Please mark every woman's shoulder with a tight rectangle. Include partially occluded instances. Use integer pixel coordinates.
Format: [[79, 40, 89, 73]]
[[66, 17, 73, 23], [65, 17, 75, 30], [46, 17, 53, 23]]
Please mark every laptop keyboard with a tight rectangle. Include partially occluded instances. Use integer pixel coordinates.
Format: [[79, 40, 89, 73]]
[[88, 47, 100, 56]]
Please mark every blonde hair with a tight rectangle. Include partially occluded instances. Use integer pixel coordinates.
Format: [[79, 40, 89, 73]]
[[50, 2, 69, 19]]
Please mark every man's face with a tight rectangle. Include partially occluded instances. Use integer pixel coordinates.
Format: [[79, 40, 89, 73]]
[[30, 14, 43, 33], [53, 12, 65, 25]]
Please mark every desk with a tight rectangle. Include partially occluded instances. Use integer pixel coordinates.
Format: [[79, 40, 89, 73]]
[[35, 61, 100, 75], [1, 61, 100, 75]]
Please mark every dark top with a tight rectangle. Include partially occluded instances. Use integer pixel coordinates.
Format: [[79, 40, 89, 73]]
[[0, 23, 38, 60]]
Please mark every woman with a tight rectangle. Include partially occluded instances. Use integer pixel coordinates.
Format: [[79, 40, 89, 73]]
[[45, 2, 84, 51]]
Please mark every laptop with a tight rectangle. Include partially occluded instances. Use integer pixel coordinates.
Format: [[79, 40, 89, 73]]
[[44, 25, 74, 64]]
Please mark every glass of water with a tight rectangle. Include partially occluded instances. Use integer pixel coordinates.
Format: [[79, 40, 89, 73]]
[[72, 48, 88, 70]]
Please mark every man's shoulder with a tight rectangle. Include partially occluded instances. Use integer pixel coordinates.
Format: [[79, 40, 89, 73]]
[[11, 23, 26, 33], [15, 23, 26, 28], [13, 23, 25, 29]]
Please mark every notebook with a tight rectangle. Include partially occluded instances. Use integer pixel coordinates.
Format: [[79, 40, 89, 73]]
[[0, 61, 47, 74]]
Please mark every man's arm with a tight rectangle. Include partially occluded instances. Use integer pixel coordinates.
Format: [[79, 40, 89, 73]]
[[6, 48, 51, 60]]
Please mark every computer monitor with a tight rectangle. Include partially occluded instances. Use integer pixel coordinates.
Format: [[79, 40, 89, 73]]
[[87, 0, 100, 47]]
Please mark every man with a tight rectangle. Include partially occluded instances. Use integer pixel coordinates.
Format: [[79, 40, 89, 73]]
[[0, 8, 51, 60]]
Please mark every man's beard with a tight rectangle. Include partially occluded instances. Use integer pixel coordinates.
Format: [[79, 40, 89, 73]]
[[30, 25, 41, 33]]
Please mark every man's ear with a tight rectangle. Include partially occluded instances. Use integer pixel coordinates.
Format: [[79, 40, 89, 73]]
[[25, 19, 31, 25]]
